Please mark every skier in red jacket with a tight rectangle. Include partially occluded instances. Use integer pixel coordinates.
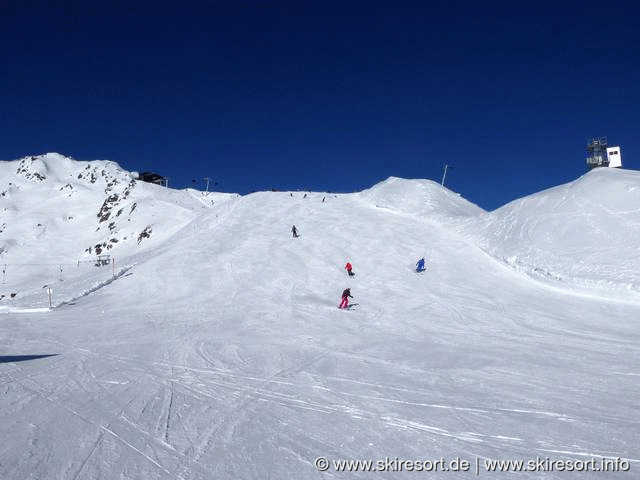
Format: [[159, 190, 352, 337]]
[[345, 261, 354, 276]]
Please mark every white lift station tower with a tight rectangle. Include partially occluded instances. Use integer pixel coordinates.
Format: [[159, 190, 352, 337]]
[[586, 137, 622, 168]]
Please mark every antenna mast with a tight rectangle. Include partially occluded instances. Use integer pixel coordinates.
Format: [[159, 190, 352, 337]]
[[441, 164, 450, 186], [586, 137, 608, 168]]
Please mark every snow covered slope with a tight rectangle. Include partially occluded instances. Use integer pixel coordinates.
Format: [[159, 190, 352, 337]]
[[0, 153, 237, 307], [0, 153, 236, 261], [0, 156, 638, 479], [460, 168, 640, 301]]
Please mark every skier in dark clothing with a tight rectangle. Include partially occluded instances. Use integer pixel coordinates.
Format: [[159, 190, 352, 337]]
[[339, 288, 353, 309], [291, 225, 298, 238], [416, 257, 426, 272]]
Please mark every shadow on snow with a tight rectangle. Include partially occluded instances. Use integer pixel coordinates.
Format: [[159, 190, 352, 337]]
[[0, 354, 59, 363]]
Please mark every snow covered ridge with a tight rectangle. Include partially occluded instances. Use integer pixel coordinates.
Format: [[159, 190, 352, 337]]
[[0, 153, 231, 263], [358, 176, 486, 219], [461, 168, 640, 300]]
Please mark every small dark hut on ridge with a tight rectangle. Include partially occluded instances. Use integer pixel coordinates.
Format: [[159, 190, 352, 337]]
[[137, 172, 166, 186]]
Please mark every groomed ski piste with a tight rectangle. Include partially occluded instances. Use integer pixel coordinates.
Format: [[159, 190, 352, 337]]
[[1, 154, 639, 479]]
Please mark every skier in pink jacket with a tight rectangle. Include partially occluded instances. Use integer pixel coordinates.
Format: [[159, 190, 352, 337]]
[[338, 288, 353, 309]]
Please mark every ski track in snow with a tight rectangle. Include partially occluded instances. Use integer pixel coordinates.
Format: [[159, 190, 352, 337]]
[[25, 339, 637, 474]]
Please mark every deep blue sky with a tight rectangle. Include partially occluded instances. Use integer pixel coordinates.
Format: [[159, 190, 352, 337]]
[[1, 1, 639, 210]]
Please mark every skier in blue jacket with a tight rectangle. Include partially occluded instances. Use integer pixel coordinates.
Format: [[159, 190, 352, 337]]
[[416, 258, 426, 272]]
